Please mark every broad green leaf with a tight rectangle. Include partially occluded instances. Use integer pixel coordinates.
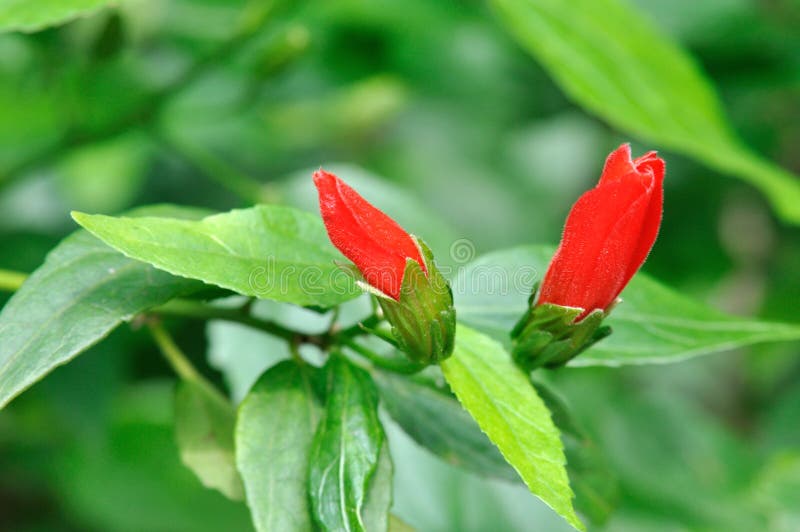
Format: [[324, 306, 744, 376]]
[[0, 0, 114, 33], [374, 370, 517, 482], [72, 205, 359, 307], [441, 325, 583, 531], [362, 442, 394, 532], [308, 355, 384, 532], [0, 205, 210, 410], [533, 378, 618, 525], [455, 246, 800, 365], [235, 361, 319, 532], [175, 378, 243, 500], [492, 0, 800, 223]]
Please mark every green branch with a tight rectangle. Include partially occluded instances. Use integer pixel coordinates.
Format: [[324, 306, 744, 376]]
[[147, 320, 205, 383], [153, 298, 298, 342]]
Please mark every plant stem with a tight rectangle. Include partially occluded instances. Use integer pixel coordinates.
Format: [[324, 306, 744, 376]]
[[153, 298, 297, 342], [341, 337, 423, 374], [0, 269, 27, 292], [147, 321, 205, 383]]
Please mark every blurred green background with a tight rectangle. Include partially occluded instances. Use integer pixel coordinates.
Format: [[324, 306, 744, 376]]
[[1, 0, 799, 530]]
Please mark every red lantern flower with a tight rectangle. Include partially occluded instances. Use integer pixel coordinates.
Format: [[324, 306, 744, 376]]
[[313, 169, 426, 300], [537, 144, 665, 318]]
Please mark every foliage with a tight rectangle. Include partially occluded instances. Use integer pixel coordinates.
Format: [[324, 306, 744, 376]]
[[1, 1, 799, 531]]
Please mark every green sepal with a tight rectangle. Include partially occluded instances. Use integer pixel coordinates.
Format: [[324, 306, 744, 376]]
[[511, 283, 612, 370], [377, 238, 456, 365]]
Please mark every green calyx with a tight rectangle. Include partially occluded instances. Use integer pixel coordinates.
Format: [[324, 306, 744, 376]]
[[375, 238, 456, 365], [511, 284, 612, 370]]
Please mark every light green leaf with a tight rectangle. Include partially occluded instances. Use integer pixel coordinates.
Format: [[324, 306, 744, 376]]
[[0, 205, 209, 410], [492, 0, 800, 223], [175, 378, 243, 500], [308, 355, 384, 532], [0, 0, 114, 33], [72, 205, 360, 308], [441, 325, 583, 531], [455, 246, 800, 365], [235, 361, 319, 532], [374, 370, 517, 481]]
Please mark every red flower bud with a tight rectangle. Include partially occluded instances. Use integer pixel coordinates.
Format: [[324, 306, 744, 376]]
[[313, 169, 426, 300], [538, 144, 665, 318]]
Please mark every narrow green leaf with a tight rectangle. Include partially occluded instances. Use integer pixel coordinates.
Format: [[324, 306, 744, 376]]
[[374, 370, 517, 481], [72, 205, 359, 307], [308, 355, 384, 532], [235, 361, 320, 532], [441, 325, 583, 531], [175, 378, 243, 500], [0, 0, 114, 33], [0, 205, 209, 410], [455, 246, 800, 365], [362, 441, 394, 532], [492, 0, 800, 223]]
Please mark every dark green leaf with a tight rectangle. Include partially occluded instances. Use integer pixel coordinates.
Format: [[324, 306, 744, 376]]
[[235, 361, 320, 532], [72, 205, 359, 307], [455, 246, 800, 365], [532, 378, 618, 525], [175, 378, 243, 500], [492, 0, 800, 223], [441, 325, 583, 531], [0, 205, 210, 409], [374, 370, 517, 481], [308, 355, 385, 532], [0, 0, 115, 33]]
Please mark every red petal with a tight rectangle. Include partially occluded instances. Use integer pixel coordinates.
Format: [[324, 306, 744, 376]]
[[313, 170, 424, 300], [599, 143, 635, 184], [538, 177, 650, 314], [622, 152, 665, 284], [539, 146, 665, 317]]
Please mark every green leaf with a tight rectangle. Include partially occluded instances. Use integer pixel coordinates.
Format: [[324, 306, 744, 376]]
[[0, 0, 114, 33], [72, 205, 359, 308], [440, 325, 583, 531], [235, 361, 320, 532], [374, 370, 517, 482], [175, 378, 243, 500], [492, 0, 800, 223], [0, 205, 210, 410], [455, 246, 800, 365], [308, 355, 385, 532]]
